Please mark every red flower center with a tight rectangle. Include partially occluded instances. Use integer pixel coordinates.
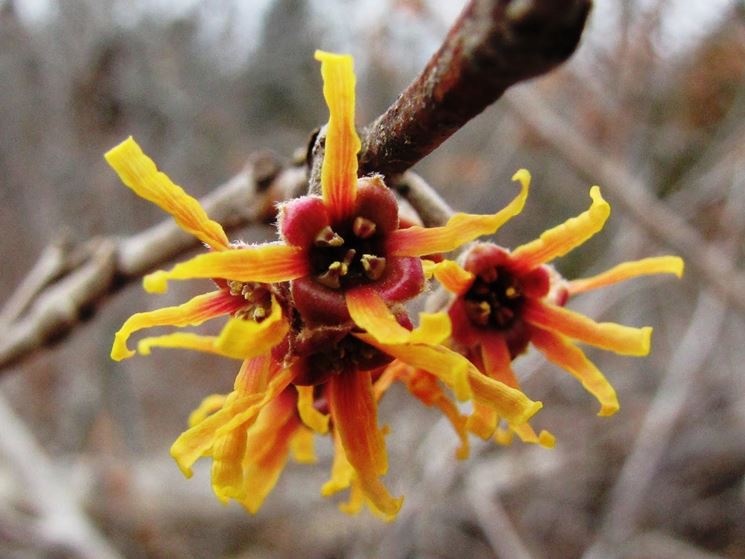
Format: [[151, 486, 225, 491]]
[[463, 266, 525, 330]]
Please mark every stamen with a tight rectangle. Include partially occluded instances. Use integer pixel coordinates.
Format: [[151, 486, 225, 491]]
[[505, 286, 520, 299], [341, 249, 357, 270], [352, 216, 377, 239], [465, 300, 491, 326], [317, 262, 343, 289], [314, 226, 345, 247], [360, 254, 386, 281], [227, 280, 243, 296]]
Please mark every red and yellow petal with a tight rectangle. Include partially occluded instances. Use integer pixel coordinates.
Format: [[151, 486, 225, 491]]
[[143, 243, 308, 293], [530, 325, 619, 416], [188, 394, 227, 427], [346, 287, 412, 345], [105, 137, 230, 251], [315, 50, 360, 223], [386, 169, 530, 257], [511, 186, 610, 271], [567, 255, 684, 295], [211, 424, 248, 503], [523, 299, 651, 356], [111, 290, 242, 361], [327, 371, 403, 518], [408, 312, 452, 345], [236, 390, 300, 513], [289, 426, 318, 464], [423, 259, 475, 295]]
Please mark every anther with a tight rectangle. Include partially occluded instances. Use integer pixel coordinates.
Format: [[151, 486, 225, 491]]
[[252, 306, 267, 321], [228, 280, 244, 296], [314, 226, 344, 247], [360, 254, 386, 280], [352, 216, 377, 239], [317, 262, 343, 289], [465, 300, 491, 326], [505, 286, 520, 299]]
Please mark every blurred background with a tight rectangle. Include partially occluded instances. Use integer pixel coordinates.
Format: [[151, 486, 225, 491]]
[[1, 0, 744, 557]]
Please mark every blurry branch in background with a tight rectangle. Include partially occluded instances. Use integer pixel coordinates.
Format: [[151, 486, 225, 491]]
[[505, 89, 745, 314], [0, 0, 593, 373], [0, 393, 124, 559]]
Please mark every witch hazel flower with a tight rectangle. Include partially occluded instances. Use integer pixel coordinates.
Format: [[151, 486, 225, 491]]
[[105, 50, 548, 520], [425, 172, 684, 445]]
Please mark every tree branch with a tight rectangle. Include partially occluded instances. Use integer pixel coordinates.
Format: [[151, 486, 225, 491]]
[[359, 0, 592, 177]]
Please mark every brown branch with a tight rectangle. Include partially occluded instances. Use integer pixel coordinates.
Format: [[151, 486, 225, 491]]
[[359, 0, 592, 177]]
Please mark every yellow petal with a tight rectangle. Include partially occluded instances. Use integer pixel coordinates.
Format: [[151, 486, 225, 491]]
[[346, 287, 412, 345], [289, 426, 317, 464], [467, 402, 499, 440], [328, 372, 403, 518], [530, 325, 620, 416], [188, 394, 227, 427], [409, 312, 452, 345], [143, 244, 308, 293], [315, 50, 360, 223], [105, 137, 229, 251], [424, 259, 475, 295], [568, 255, 685, 295], [111, 290, 239, 361], [524, 299, 652, 356], [236, 392, 299, 513], [211, 427, 247, 503], [387, 169, 530, 257], [138, 332, 222, 357], [296, 385, 330, 434], [510, 423, 556, 448], [511, 186, 610, 271], [214, 297, 289, 359]]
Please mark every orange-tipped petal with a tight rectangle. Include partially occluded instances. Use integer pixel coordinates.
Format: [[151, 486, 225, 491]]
[[387, 169, 530, 257], [346, 287, 412, 345], [328, 371, 403, 518], [359, 334, 541, 424], [234, 354, 273, 395], [315, 50, 360, 223], [142, 244, 308, 293], [467, 402, 499, 440], [510, 423, 556, 448], [530, 325, 619, 416], [214, 297, 289, 359], [423, 259, 475, 295], [296, 385, 330, 434], [105, 137, 229, 251], [567, 255, 685, 295], [523, 299, 652, 356], [111, 290, 241, 361], [511, 186, 610, 271], [237, 391, 299, 513], [188, 394, 227, 427]]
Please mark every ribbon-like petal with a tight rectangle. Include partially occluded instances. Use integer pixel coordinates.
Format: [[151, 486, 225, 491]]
[[387, 169, 530, 257], [143, 244, 308, 293], [105, 137, 230, 251], [315, 50, 360, 223], [423, 259, 475, 295], [346, 287, 412, 345], [510, 186, 610, 271], [523, 299, 652, 356], [568, 255, 684, 295]]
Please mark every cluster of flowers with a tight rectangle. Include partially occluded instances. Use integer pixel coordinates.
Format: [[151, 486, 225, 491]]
[[105, 51, 683, 520]]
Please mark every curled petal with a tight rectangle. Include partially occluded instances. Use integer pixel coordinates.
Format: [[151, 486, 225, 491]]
[[296, 385, 330, 434], [188, 394, 227, 427], [105, 137, 229, 251], [346, 287, 412, 345], [423, 259, 475, 295], [328, 371, 403, 518], [523, 299, 652, 356], [511, 186, 610, 271], [409, 312, 452, 345], [138, 332, 224, 357], [315, 50, 360, 223], [211, 426, 247, 503], [511, 424, 556, 448], [214, 297, 289, 359], [568, 255, 685, 295], [467, 402, 498, 440], [387, 169, 530, 257], [143, 244, 308, 293], [530, 325, 619, 416], [111, 290, 242, 361]]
